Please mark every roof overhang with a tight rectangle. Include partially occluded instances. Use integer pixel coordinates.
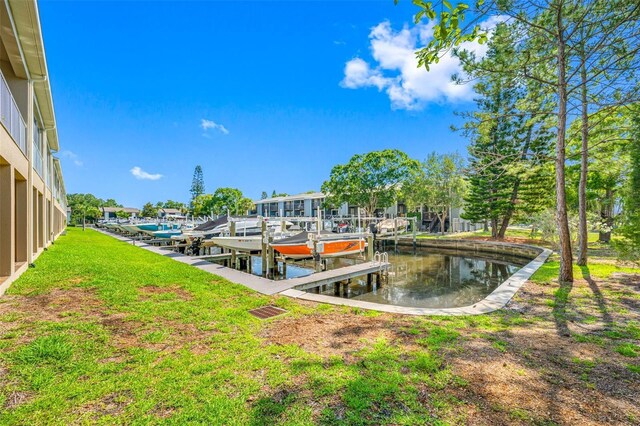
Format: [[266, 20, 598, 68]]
[[53, 157, 65, 192], [7, 0, 59, 151]]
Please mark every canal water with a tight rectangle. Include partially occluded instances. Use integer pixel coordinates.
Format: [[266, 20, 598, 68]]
[[210, 247, 530, 309], [307, 248, 529, 309]]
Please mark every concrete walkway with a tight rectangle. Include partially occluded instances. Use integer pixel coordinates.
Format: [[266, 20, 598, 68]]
[[97, 228, 551, 316]]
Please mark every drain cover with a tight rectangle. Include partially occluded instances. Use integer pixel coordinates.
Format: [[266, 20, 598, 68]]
[[249, 306, 287, 319]]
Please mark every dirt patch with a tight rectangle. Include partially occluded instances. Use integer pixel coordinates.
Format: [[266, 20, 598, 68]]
[[100, 314, 143, 349], [445, 273, 640, 425], [138, 285, 193, 301], [262, 313, 400, 361], [0, 287, 214, 358], [150, 404, 176, 419], [450, 328, 640, 425], [83, 390, 133, 418], [0, 287, 105, 323], [3, 391, 33, 409]]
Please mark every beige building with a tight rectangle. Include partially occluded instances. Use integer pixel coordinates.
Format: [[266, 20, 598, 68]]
[[0, 1, 66, 294]]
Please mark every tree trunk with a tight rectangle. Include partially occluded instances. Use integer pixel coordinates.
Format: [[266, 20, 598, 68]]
[[599, 189, 614, 243], [556, 6, 574, 282], [498, 125, 534, 240], [491, 218, 499, 239], [439, 211, 447, 235], [577, 39, 589, 266]]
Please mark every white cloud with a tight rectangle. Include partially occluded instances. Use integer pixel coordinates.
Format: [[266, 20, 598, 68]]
[[130, 166, 162, 181], [340, 18, 500, 110], [59, 150, 83, 167], [200, 119, 229, 135]]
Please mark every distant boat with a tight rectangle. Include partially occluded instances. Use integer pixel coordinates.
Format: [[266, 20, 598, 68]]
[[376, 218, 409, 234], [131, 222, 179, 236], [271, 231, 366, 259], [152, 229, 183, 239]]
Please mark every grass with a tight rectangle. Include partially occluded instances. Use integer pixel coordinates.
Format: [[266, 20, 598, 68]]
[[0, 227, 638, 424], [0, 229, 461, 425]]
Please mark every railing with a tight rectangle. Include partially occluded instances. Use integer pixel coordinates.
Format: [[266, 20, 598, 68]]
[[33, 139, 43, 178], [46, 152, 52, 188], [0, 71, 27, 155]]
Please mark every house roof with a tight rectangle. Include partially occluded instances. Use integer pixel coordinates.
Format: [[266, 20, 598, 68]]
[[160, 208, 182, 214]]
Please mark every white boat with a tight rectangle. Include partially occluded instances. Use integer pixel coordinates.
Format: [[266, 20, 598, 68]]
[[207, 229, 296, 252], [206, 236, 263, 251], [376, 218, 409, 234]]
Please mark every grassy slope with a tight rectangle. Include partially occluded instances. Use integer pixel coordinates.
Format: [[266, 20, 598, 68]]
[[0, 229, 459, 425], [0, 228, 638, 425]]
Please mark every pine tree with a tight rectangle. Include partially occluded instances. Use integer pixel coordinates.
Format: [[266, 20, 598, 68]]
[[614, 106, 640, 261], [460, 23, 553, 239], [190, 165, 205, 203]]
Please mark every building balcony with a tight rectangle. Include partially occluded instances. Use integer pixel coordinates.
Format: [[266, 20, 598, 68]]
[[0, 72, 27, 156], [32, 139, 43, 178]]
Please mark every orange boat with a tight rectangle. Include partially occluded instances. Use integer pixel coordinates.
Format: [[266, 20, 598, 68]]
[[271, 231, 366, 259]]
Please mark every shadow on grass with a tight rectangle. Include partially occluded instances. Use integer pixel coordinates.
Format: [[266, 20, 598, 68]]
[[580, 265, 613, 328], [552, 279, 573, 337]]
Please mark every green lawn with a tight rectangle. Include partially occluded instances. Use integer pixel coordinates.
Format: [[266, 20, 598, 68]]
[[0, 228, 638, 425]]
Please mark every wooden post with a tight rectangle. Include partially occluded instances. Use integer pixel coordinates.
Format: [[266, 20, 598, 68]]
[[261, 218, 267, 277], [314, 239, 323, 273], [367, 234, 374, 261], [376, 272, 382, 287], [367, 273, 372, 291], [412, 217, 417, 250], [281, 260, 287, 277], [270, 234, 276, 276], [394, 217, 398, 251], [229, 221, 237, 269], [334, 281, 341, 295], [342, 280, 349, 297]]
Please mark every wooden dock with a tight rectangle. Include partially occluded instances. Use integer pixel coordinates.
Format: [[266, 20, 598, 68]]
[[286, 261, 390, 291], [190, 252, 250, 262]]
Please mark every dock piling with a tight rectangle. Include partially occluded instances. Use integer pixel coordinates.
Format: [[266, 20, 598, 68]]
[[261, 219, 267, 277]]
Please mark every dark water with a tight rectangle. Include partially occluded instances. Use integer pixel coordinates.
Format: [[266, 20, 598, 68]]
[[306, 248, 530, 309], [249, 256, 314, 279], [207, 247, 530, 309]]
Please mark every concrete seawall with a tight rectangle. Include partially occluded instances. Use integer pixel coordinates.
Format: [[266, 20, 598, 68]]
[[386, 237, 543, 260]]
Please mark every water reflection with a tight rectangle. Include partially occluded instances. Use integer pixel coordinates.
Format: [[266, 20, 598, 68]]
[[207, 247, 530, 309], [312, 248, 529, 309]]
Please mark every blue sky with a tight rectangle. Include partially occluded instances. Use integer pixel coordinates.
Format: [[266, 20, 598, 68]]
[[41, 0, 483, 208]]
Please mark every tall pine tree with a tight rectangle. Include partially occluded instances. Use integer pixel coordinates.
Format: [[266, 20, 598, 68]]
[[190, 165, 205, 209], [460, 23, 553, 239]]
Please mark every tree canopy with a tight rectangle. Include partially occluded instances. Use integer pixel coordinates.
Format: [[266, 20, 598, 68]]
[[321, 149, 420, 215], [404, 153, 466, 234], [191, 188, 254, 217]]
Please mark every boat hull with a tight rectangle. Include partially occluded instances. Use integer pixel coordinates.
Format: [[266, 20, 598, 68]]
[[207, 236, 262, 252], [272, 238, 365, 259]]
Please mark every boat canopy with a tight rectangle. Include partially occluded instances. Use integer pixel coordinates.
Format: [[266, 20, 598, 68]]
[[273, 230, 335, 245], [194, 216, 228, 231]]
